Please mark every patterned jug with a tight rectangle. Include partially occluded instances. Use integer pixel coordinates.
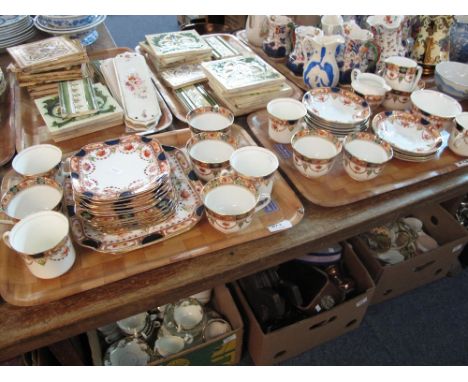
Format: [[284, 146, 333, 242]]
[[367, 15, 407, 71], [336, 20, 380, 85], [303, 34, 345, 88], [450, 15, 468, 63], [286, 26, 323, 76], [262, 15, 295, 58]]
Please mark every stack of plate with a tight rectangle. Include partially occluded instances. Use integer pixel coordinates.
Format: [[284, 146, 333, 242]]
[[302, 87, 371, 137], [33, 15, 106, 46], [0, 16, 36, 51], [372, 111, 443, 162], [69, 135, 177, 233]]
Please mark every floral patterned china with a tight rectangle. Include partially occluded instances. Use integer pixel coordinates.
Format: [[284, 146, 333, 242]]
[[0, 177, 63, 222], [64, 145, 204, 253], [202, 175, 263, 234], [291, 129, 342, 178], [382, 79, 425, 111], [449, 113, 468, 157], [12, 144, 62, 178], [267, 98, 307, 144], [186, 105, 234, 135], [186, 132, 237, 182], [343, 132, 393, 181], [372, 111, 443, 161], [302, 87, 370, 125], [410, 89, 462, 130], [69, 135, 170, 202], [383, 56, 423, 93]]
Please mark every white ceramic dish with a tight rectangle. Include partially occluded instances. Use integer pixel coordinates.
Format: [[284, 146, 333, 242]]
[[435, 61, 468, 101], [12, 144, 62, 177], [104, 337, 153, 366], [372, 111, 443, 155], [411, 89, 462, 119]]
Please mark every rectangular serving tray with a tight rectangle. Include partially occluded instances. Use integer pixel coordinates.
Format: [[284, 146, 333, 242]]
[[0, 125, 304, 306]]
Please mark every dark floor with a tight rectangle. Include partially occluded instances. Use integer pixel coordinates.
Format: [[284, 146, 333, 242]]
[[105, 15, 468, 366]]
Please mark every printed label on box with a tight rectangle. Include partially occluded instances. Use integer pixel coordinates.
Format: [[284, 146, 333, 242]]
[[268, 220, 292, 232]]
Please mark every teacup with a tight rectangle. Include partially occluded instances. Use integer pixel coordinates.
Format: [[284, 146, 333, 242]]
[[186, 132, 237, 182], [117, 313, 149, 336], [0, 177, 63, 223], [291, 129, 342, 178], [351, 69, 391, 110], [202, 175, 264, 234], [154, 335, 186, 357], [2, 211, 76, 279], [448, 113, 468, 157], [224, 146, 279, 210], [202, 318, 232, 341], [186, 105, 234, 136], [382, 79, 425, 111], [343, 132, 393, 181], [321, 15, 344, 36], [410, 89, 463, 130], [12, 144, 62, 178], [383, 56, 423, 93], [267, 98, 307, 144]]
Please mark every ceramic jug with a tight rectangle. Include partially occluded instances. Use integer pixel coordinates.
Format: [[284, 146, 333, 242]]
[[262, 15, 295, 58], [336, 20, 380, 85], [302, 34, 345, 88], [286, 26, 323, 76], [245, 15, 269, 47], [411, 16, 432, 63], [450, 15, 468, 63], [321, 15, 344, 36], [367, 15, 407, 71]]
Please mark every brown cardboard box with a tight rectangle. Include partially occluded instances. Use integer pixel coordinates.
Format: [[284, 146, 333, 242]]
[[232, 242, 375, 365], [87, 284, 243, 366], [350, 204, 468, 305]]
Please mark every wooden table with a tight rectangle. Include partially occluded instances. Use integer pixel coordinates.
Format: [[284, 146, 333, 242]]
[[0, 24, 467, 363]]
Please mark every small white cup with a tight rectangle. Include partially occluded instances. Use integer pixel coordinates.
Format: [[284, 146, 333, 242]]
[[449, 113, 468, 157], [202, 175, 265, 234], [383, 56, 423, 93], [267, 98, 307, 144], [12, 144, 62, 178], [117, 312, 148, 335], [154, 335, 185, 357], [2, 211, 75, 279], [225, 146, 279, 210]]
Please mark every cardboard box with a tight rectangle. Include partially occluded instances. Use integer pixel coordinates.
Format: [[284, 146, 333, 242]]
[[87, 284, 243, 366], [232, 242, 375, 365], [350, 204, 468, 305]]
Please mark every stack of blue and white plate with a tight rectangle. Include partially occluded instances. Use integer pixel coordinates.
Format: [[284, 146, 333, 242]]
[[0, 15, 36, 51], [33, 15, 106, 46]]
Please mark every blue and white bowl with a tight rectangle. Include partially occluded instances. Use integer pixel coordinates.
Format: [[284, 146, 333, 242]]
[[435, 61, 468, 101], [34, 15, 106, 46], [37, 15, 98, 30], [295, 243, 343, 266]]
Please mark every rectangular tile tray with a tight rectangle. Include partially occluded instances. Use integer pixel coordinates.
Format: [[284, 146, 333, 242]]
[[247, 109, 468, 207], [0, 124, 304, 306], [140, 33, 304, 123], [236, 29, 308, 91], [13, 47, 173, 156]]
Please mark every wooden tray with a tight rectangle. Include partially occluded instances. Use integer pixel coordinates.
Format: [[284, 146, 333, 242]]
[[0, 125, 304, 306], [140, 33, 304, 123], [247, 109, 468, 207], [13, 47, 173, 156], [0, 74, 15, 166], [236, 29, 308, 91]]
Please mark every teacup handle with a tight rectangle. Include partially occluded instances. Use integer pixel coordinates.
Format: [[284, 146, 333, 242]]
[[2, 231, 13, 249], [255, 193, 271, 212], [219, 168, 234, 177], [414, 65, 423, 89], [351, 69, 361, 84]]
